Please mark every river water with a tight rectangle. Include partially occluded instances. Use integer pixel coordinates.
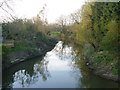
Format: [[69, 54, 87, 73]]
[[3, 41, 118, 88]]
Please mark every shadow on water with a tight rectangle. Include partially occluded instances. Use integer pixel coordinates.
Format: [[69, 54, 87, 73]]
[[3, 41, 119, 88]]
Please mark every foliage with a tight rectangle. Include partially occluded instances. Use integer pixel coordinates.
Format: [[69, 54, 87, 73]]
[[101, 20, 119, 51], [91, 50, 119, 75], [112, 61, 120, 75], [2, 16, 57, 69], [91, 51, 116, 64], [2, 18, 51, 47], [62, 2, 119, 75]]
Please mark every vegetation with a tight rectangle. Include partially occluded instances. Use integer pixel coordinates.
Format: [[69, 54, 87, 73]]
[[2, 12, 58, 69], [57, 2, 119, 75]]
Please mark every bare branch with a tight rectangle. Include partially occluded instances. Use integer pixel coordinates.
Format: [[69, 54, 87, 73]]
[[0, 2, 4, 8], [4, 1, 13, 11], [0, 0, 16, 22]]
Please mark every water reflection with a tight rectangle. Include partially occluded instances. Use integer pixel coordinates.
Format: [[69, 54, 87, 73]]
[[50, 41, 76, 61], [43, 41, 76, 71], [33, 60, 50, 81], [3, 56, 50, 88], [12, 59, 50, 88], [3, 41, 119, 88]]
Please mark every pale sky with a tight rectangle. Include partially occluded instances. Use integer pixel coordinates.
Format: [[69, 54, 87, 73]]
[[1, 0, 85, 23]]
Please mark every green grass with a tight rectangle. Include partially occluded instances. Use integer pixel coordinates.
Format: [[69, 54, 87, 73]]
[[51, 32, 60, 34], [11, 46, 33, 51], [2, 45, 33, 55]]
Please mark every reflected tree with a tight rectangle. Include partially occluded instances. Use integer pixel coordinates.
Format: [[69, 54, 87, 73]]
[[52, 41, 76, 61], [13, 59, 50, 88], [34, 59, 51, 81], [3, 56, 50, 88]]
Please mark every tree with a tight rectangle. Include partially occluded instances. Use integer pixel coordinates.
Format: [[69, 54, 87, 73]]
[[101, 20, 119, 51], [33, 5, 48, 33], [70, 9, 81, 24], [0, 0, 16, 22], [56, 15, 67, 33]]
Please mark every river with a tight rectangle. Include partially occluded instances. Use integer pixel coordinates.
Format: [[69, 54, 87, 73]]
[[3, 41, 118, 88]]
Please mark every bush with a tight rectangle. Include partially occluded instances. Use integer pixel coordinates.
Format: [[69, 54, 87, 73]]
[[91, 51, 116, 64]]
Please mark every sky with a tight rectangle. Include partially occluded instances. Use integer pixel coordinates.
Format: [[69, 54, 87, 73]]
[[0, 0, 86, 23]]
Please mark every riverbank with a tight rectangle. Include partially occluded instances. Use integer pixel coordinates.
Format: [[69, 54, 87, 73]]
[[2, 38, 58, 70], [86, 51, 119, 82], [67, 41, 119, 83], [87, 61, 119, 82]]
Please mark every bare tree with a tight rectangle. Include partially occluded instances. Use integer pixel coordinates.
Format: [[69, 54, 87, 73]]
[[70, 9, 81, 24], [57, 15, 67, 27], [0, 0, 16, 22], [56, 15, 71, 34]]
